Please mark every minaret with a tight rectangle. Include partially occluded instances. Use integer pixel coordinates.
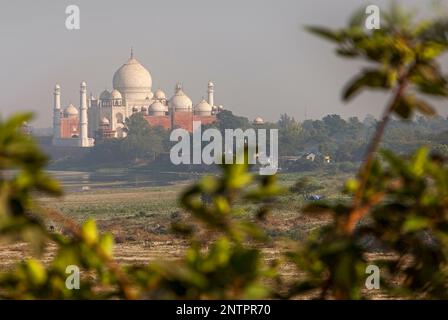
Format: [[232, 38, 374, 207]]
[[79, 81, 89, 147], [53, 84, 61, 143], [207, 81, 214, 107]]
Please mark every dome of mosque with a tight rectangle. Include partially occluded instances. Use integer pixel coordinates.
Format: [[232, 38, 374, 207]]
[[195, 99, 212, 112], [110, 89, 122, 99], [100, 90, 111, 100], [154, 89, 166, 100], [112, 52, 152, 94], [150, 101, 167, 112], [169, 84, 192, 111], [64, 104, 78, 116], [253, 116, 264, 124]]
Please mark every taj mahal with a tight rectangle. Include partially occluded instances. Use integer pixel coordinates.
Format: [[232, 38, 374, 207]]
[[52, 50, 222, 147]]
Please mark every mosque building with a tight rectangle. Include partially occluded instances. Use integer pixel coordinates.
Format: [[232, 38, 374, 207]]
[[52, 50, 223, 147]]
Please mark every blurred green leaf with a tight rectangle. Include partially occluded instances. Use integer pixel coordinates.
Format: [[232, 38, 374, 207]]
[[343, 69, 391, 101], [81, 219, 98, 245], [402, 216, 430, 233], [305, 26, 343, 43]]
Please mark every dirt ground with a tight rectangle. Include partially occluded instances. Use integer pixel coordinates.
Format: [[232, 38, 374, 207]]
[[0, 180, 321, 284], [0, 172, 365, 298]]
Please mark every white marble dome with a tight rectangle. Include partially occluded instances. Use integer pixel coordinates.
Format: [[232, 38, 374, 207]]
[[169, 89, 192, 111], [253, 116, 264, 124], [195, 99, 212, 114], [149, 101, 167, 116], [64, 104, 78, 117], [110, 89, 122, 99], [112, 56, 152, 100], [150, 101, 167, 111], [154, 89, 166, 100]]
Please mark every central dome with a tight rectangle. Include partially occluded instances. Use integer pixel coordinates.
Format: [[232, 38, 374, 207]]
[[112, 53, 153, 101]]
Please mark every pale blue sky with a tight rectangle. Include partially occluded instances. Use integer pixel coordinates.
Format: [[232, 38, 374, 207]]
[[0, 0, 446, 127]]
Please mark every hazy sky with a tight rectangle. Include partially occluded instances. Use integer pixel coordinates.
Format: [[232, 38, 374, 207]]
[[0, 0, 446, 127]]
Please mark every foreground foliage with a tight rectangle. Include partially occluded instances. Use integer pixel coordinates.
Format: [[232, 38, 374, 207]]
[[1, 3, 448, 299], [0, 113, 282, 299]]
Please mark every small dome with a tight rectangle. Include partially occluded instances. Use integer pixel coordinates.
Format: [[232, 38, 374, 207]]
[[149, 101, 167, 112], [253, 116, 264, 124], [154, 89, 166, 100], [100, 117, 110, 125], [208, 81, 214, 87], [110, 89, 122, 99], [64, 104, 78, 116], [100, 90, 111, 100], [195, 99, 212, 112], [149, 101, 167, 116], [169, 87, 193, 111]]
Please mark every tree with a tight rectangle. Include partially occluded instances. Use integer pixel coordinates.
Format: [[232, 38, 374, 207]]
[[322, 114, 346, 137], [277, 114, 302, 156], [215, 110, 251, 132], [87, 138, 124, 164], [290, 2, 448, 299], [121, 113, 169, 163]]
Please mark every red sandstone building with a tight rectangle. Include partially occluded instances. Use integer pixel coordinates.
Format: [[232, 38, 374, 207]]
[[52, 52, 222, 147]]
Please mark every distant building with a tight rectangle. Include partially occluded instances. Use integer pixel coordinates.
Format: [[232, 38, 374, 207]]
[[52, 50, 222, 147], [305, 153, 316, 162], [52, 82, 94, 147], [253, 116, 265, 125]]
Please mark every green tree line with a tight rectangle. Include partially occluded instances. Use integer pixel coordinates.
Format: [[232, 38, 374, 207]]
[[52, 109, 448, 170]]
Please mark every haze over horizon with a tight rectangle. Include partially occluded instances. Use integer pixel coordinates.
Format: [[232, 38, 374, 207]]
[[0, 0, 447, 127]]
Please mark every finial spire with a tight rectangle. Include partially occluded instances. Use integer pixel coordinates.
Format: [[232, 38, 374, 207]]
[[130, 47, 134, 59]]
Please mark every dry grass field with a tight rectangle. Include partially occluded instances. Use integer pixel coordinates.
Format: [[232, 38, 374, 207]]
[[0, 170, 399, 298], [0, 171, 352, 286]]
